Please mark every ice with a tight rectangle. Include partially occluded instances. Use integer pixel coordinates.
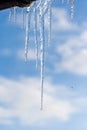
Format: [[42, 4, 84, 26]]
[[21, 8, 25, 28], [38, 0, 53, 110], [9, 8, 13, 21], [40, 15, 44, 110], [25, 7, 31, 62], [34, 2, 38, 68], [61, 0, 74, 19], [8, 0, 75, 110], [39, 2, 45, 110], [13, 7, 17, 22], [25, 8, 29, 62], [48, 0, 52, 46], [71, 0, 74, 19]]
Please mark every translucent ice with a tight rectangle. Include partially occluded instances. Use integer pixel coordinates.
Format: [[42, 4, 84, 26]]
[[8, 0, 75, 110]]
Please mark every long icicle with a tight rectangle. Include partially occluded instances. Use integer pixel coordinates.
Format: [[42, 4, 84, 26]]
[[25, 7, 30, 62], [14, 7, 17, 22], [39, 2, 45, 110], [9, 8, 13, 21], [22, 8, 25, 28], [34, 2, 38, 68], [48, 0, 52, 46], [71, 0, 74, 19]]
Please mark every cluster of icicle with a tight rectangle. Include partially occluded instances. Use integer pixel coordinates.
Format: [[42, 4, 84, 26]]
[[24, 0, 52, 110], [62, 0, 74, 19], [9, 0, 74, 110]]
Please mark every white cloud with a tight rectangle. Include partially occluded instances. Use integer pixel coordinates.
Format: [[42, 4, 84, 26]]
[[17, 49, 39, 61], [55, 30, 87, 75], [0, 76, 77, 126], [51, 8, 78, 31], [0, 76, 87, 126]]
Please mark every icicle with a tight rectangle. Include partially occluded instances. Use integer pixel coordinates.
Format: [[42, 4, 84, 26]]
[[25, 7, 30, 62], [7, 0, 76, 110], [48, 0, 52, 46], [39, 2, 45, 111], [24, 4, 35, 62], [71, 0, 74, 19], [9, 8, 13, 21], [14, 7, 17, 22], [34, 2, 38, 68], [22, 8, 25, 28]]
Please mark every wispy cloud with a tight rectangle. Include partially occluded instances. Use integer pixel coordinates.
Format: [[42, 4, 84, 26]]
[[55, 29, 87, 75], [17, 49, 39, 61], [0, 76, 87, 126], [51, 8, 78, 32], [0, 76, 76, 126]]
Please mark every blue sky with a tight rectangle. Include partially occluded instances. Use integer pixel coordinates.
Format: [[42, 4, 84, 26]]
[[0, 0, 87, 130]]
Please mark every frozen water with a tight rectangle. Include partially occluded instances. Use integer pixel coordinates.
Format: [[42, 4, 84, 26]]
[[48, 1, 52, 46], [14, 7, 17, 22], [9, 8, 12, 21], [9, 0, 75, 110], [71, 0, 74, 19], [61, 0, 74, 19], [25, 7, 30, 62], [21, 8, 25, 27], [34, 2, 38, 68]]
